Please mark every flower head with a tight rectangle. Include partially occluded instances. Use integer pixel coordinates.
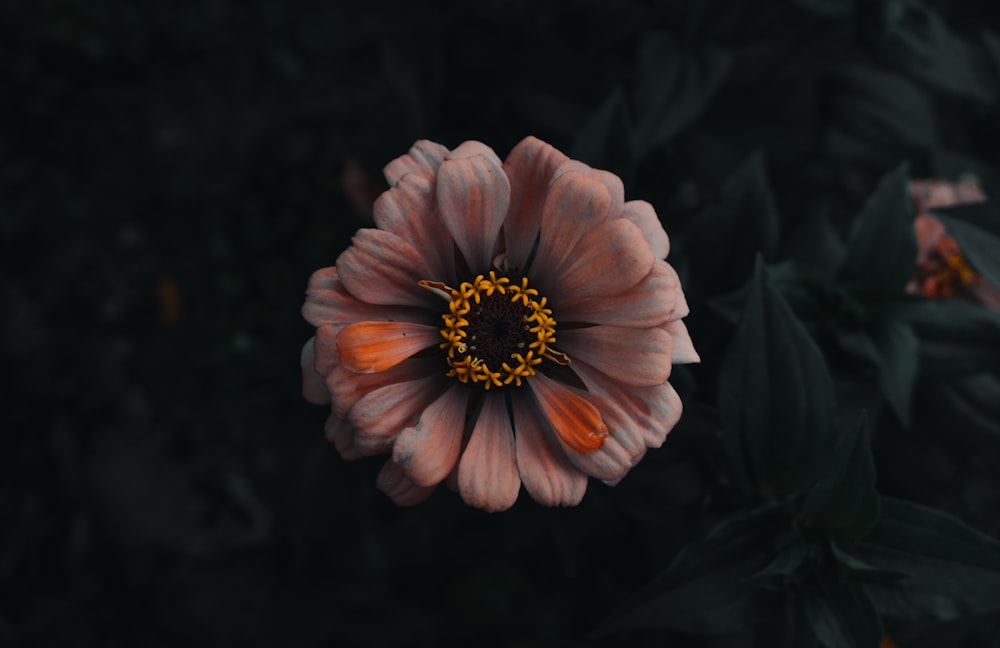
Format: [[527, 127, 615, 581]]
[[301, 137, 698, 511], [907, 179, 999, 309]]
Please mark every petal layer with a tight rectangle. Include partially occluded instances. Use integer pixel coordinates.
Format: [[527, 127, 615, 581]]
[[511, 390, 587, 506], [302, 266, 430, 328], [502, 136, 570, 271], [557, 325, 673, 386], [376, 459, 437, 506], [547, 218, 654, 303], [620, 200, 670, 259], [663, 319, 700, 364], [556, 259, 677, 327], [373, 173, 455, 283], [349, 374, 444, 455], [383, 140, 449, 186], [458, 393, 520, 511], [436, 150, 510, 272], [393, 385, 471, 487], [534, 171, 612, 281], [336, 228, 438, 307]]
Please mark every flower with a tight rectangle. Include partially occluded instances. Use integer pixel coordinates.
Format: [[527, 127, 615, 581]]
[[301, 137, 698, 511], [907, 178, 1000, 309]]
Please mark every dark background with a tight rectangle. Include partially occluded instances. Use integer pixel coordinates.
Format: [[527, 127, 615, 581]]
[[4, 0, 1000, 646]]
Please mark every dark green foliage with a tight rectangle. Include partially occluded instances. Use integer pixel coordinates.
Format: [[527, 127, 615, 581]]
[[7, 0, 1000, 646]]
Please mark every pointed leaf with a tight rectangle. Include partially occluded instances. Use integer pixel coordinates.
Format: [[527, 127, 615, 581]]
[[903, 299, 1000, 374], [719, 258, 837, 501], [803, 578, 884, 648], [857, 498, 1000, 621], [834, 318, 919, 426], [633, 33, 731, 155], [689, 151, 782, 297], [837, 162, 917, 290], [830, 542, 909, 584], [595, 506, 783, 636], [569, 87, 636, 186], [799, 412, 879, 543]]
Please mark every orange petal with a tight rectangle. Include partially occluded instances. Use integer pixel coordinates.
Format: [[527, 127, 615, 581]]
[[383, 139, 449, 186], [558, 325, 673, 386], [502, 136, 569, 271], [393, 385, 471, 487], [510, 390, 587, 506], [527, 372, 607, 452], [457, 393, 520, 512], [436, 149, 510, 271], [376, 459, 437, 506], [337, 321, 440, 373], [534, 170, 612, 279], [301, 338, 331, 405]]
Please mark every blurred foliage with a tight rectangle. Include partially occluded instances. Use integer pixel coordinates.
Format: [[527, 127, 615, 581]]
[[4, 0, 1000, 646]]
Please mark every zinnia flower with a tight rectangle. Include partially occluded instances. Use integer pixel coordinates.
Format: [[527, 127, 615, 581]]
[[907, 179, 1000, 309], [301, 136, 698, 511]]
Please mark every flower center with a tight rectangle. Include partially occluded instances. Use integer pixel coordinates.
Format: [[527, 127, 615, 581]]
[[419, 271, 568, 389], [914, 237, 982, 299]]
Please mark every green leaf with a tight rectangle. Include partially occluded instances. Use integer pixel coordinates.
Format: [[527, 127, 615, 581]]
[[689, 151, 782, 298], [595, 506, 783, 636], [744, 541, 811, 591], [799, 412, 880, 543], [633, 33, 731, 155], [935, 373, 1000, 441], [903, 299, 1000, 374], [829, 542, 909, 584], [719, 258, 837, 501], [833, 317, 919, 426], [569, 87, 636, 186], [857, 498, 1000, 621], [803, 578, 884, 648], [931, 201, 1000, 290], [837, 162, 917, 290]]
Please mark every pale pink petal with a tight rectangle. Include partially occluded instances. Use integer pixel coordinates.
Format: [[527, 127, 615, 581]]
[[393, 385, 471, 487], [545, 218, 654, 303], [337, 321, 441, 373], [376, 459, 437, 506], [620, 200, 670, 259], [502, 136, 569, 272], [556, 259, 677, 328], [436, 149, 510, 272], [662, 319, 700, 364], [573, 359, 683, 449], [552, 159, 625, 220], [349, 375, 444, 456], [325, 413, 361, 460], [913, 213, 948, 263], [301, 338, 331, 404], [302, 266, 431, 328], [383, 140, 449, 186], [336, 228, 438, 307], [527, 371, 608, 452], [558, 325, 673, 386], [560, 428, 634, 483], [661, 262, 690, 321], [457, 393, 520, 512], [448, 140, 501, 160], [328, 357, 441, 419], [510, 390, 587, 506], [313, 324, 340, 376], [373, 173, 456, 283], [533, 171, 612, 283]]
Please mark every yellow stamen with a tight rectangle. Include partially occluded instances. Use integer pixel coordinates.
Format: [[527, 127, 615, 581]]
[[420, 272, 563, 388]]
